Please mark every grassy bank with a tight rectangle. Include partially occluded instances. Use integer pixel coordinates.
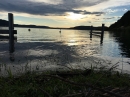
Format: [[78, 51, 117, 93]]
[[0, 69, 130, 97]]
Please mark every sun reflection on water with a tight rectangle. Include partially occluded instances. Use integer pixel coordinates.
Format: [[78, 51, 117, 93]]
[[68, 39, 78, 46]]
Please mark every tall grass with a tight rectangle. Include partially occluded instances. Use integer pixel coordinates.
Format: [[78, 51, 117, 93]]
[[0, 63, 130, 97]]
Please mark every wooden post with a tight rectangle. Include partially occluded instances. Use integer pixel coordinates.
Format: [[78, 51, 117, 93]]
[[8, 13, 14, 53], [100, 24, 104, 43], [90, 25, 93, 39]]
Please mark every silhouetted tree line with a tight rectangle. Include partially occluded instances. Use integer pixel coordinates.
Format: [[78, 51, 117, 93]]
[[70, 26, 108, 30], [0, 19, 9, 27], [109, 11, 130, 31]]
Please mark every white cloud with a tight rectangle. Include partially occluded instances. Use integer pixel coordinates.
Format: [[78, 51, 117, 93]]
[[28, 0, 62, 5], [82, 0, 130, 11], [123, 9, 128, 12]]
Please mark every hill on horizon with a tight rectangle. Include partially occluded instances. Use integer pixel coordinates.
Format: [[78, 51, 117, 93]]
[[0, 19, 50, 28], [0, 18, 108, 30], [0, 19, 9, 27], [70, 25, 108, 31], [109, 11, 130, 29]]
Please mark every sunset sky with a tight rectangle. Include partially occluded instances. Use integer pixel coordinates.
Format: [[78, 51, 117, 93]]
[[0, 0, 130, 27]]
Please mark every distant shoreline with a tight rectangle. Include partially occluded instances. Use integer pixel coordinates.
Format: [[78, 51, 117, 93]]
[[13, 26, 109, 31], [0, 19, 108, 31]]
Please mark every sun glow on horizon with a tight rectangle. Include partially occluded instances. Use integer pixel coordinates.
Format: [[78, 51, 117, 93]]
[[66, 12, 86, 20]]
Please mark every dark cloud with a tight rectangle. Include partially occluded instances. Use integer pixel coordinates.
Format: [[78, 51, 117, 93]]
[[103, 17, 115, 19], [61, 0, 108, 9], [117, 16, 121, 19], [0, 0, 107, 16], [95, 14, 102, 16], [103, 16, 122, 20], [92, 18, 100, 20], [88, 21, 91, 23]]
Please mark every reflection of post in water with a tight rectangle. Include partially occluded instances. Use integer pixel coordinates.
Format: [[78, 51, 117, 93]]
[[8, 13, 15, 61], [90, 25, 93, 39], [59, 29, 61, 37], [10, 53, 15, 61], [100, 24, 105, 44], [59, 29, 61, 33]]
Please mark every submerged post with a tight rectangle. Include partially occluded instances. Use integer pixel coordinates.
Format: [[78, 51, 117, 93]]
[[90, 25, 93, 39], [100, 24, 104, 43], [8, 13, 14, 53]]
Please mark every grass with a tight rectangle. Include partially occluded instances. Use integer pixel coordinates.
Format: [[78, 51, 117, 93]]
[[0, 69, 130, 97]]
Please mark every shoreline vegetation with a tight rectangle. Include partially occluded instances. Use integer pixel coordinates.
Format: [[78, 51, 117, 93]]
[[0, 58, 130, 97], [0, 67, 130, 97]]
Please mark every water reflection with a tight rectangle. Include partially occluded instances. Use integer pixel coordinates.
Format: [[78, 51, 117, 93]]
[[111, 31, 130, 57], [0, 27, 16, 62], [9, 53, 15, 61], [13, 28, 128, 57], [1, 28, 130, 75], [1, 28, 102, 63], [68, 39, 78, 46]]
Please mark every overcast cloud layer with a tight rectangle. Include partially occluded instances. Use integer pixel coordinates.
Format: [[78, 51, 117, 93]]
[[0, 0, 108, 16]]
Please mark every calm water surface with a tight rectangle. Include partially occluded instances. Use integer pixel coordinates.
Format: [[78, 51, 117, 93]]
[[0, 27, 130, 75], [16, 28, 125, 57]]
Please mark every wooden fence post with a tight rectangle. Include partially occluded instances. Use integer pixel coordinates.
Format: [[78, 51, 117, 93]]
[[100, 24, 104, 43], [90, 25, 93, 38], [8, 13, 14, 53]]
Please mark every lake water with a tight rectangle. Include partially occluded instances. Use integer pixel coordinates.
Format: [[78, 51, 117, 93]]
[[0, 28, 130, 75], [16, 28, 129, 57]]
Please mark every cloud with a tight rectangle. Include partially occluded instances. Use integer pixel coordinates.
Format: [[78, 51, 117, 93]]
[[103, 16, 122, 20], [28, 0, 62, 5], [60, 0, 108, 9], [103, 17, 115, 19], [105, 5, 130, 14], [0, 0, 107, 16]]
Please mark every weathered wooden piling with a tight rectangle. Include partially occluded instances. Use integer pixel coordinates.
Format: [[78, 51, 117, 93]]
[[89, 24, 105, 44], [8, 13, 14, 53], [100, 24, 104, 43]]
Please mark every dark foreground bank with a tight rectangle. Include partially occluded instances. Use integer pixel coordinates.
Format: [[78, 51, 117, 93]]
[[0, 69, 130, 97]]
